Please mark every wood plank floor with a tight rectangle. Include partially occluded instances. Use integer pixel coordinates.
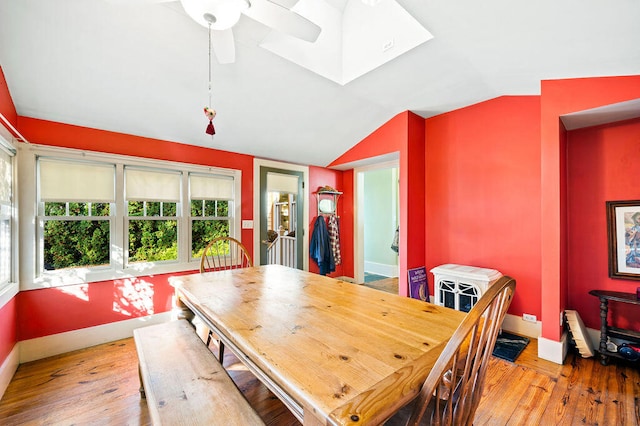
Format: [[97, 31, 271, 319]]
[[1, 278, 638, 426], [1, 333, 637, 425]]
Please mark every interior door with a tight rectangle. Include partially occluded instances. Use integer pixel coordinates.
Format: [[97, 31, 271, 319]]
[[259, 167, 304, 268]]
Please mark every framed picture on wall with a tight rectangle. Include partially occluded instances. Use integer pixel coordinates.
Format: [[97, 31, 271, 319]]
[[606, 200, 640, 280]]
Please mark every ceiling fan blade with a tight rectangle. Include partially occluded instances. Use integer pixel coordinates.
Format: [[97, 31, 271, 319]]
[[244, 0, 321, 43], [211, 28, 236, 64], [268, 0, 300, 8]]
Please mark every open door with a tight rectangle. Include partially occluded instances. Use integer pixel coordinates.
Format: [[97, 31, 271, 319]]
[[259, 167, 304, 269]]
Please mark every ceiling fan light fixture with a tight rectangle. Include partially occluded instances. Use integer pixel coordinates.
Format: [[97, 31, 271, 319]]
[[181, 0, 250, 31]]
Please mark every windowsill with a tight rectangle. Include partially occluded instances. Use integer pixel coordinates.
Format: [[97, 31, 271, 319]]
[[0, 282, 19, 309], [24, 261, 202, 290]]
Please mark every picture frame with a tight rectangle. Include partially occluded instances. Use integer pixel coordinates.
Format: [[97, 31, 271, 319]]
[[606, 200, 640, 280]]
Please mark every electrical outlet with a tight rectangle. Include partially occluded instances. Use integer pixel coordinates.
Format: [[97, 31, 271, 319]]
[[523, 313, 537, 323]]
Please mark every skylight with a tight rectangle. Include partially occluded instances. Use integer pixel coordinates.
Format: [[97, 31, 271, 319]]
[[259, 0, 433, 85]]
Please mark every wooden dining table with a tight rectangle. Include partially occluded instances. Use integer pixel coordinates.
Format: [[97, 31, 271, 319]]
[[169, 264, 466, 426]]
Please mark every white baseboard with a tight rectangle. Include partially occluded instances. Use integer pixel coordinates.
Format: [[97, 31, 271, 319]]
[[19, 311, 174, 363], [0, 343, 19, 400], [538, 332, 568, 364], [364, 261, 398, 278], [501, 313, 542, 339]]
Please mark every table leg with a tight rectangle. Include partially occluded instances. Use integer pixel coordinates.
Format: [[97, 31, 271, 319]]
[[176, 296, 195, 325], [597, 297, 609, 365]]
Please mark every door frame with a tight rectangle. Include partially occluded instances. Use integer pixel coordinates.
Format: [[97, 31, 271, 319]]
[[253, 159, 309, 270], [354, 159, 400, 284]]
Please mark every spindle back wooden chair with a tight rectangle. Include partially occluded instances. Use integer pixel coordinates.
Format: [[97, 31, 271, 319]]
[[199, 236, 252, 273], [385, 275, 516, 426], [199, 236, 253, 362]]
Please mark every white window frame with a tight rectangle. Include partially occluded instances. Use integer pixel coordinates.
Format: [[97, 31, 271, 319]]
[[19, 144, 241, 290], [0, 132, 18, 308]]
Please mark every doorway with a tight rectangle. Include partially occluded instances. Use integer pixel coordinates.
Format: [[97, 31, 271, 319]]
[[259, 167, 303, 268], [253, 159, 309, 270], [354, 160, 400, 285]]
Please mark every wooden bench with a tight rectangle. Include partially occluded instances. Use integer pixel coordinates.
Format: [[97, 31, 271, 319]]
[[134, 319, 265, 425]]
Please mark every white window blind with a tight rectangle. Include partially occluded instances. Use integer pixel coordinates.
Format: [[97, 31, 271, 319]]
[[190, 173, 234, 200], [39, 158, 115, 202], [267, 172, 298, 194], [0, 148, 11, 203], [126, 167, 181, 202]]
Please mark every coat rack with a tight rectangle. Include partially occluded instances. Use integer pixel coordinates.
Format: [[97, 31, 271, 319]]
[[315, 187, 342, 217]]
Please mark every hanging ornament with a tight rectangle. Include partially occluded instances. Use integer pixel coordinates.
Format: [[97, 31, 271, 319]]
[[204, 13, 217, 137], [204, 107, 216, 135]]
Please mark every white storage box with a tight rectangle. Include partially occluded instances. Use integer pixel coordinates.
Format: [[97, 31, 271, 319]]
[[430, 264, 502, 312]]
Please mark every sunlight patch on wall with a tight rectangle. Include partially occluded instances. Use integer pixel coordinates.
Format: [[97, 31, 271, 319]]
[[56, 283, 89, 302], [113, 277, 155, 317]]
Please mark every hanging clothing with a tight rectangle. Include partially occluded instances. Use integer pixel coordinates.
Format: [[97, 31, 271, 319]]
[[391, 226, 399, 253], [327, 214, 341, 266], [310, 216, 335, 275]]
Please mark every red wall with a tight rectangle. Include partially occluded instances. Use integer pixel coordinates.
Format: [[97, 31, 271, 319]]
[[308, 166, 349, 277], [0, 67, 17, 126], [328, 113, 406, 167], [330, 111, 426, 295], [540, 75, 640, 340], [567, 118, 640, 332], [0, 66, 17, 363], [15, 118, 257, 340], [18, 117, 256, 252], [17, 273, 181, 340], [0, 298, 17, 364], [424, 96, 542, 318]]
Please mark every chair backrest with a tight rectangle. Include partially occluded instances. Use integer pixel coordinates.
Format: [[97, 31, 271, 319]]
[[405, 275, 516, 426], [199, 236, 253, 273]]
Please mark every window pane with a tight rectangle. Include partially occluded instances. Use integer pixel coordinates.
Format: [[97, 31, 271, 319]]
[[146, 202, 161, 217], [69, 202, 89, 216], [128, 201, 144, 216], [45, 202, 66, 216], [0, 217, 9, 284], [128, 220, 178, 263], [192, 219, 229, 258], [163, 202, 177, 216], [191, 200, 204, 217], [204, 200, 216, 216], [91, 203, 110, 216], [217, 200, 229, 217], [44, 220, 110, 270]]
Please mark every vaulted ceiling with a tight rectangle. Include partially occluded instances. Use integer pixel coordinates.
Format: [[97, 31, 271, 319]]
[[1, 0, 639, 166]]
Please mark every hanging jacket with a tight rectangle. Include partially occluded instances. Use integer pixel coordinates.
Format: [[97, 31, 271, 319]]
[[310, 216, 335, 275], [328, 214, 341, 266]]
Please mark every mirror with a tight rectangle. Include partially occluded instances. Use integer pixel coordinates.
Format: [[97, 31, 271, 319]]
[[318, 198, 334, 214]]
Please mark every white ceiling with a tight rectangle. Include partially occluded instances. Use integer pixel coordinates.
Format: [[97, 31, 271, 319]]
[[1, 0, 639, 167]]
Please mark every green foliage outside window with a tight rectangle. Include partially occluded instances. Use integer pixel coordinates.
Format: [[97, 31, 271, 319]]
[[42, 198, 232, 271], [191, 199, 230, 258], [44, 202, 111, 270]]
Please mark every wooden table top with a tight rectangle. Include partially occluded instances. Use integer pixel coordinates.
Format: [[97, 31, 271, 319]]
[[170, 265, 466, 426]]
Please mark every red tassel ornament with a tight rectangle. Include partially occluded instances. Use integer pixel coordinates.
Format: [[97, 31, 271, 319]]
[[204, 107, 216, 135], [206, 120, 215, 135]]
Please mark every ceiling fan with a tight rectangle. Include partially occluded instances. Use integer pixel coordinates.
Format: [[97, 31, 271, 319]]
[[179, 0, 321, 63]]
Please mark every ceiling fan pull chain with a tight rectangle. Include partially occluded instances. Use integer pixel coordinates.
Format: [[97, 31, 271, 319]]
[[204, 20, 216, 136]]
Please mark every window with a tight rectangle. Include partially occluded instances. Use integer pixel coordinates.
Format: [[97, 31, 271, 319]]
[[0, 142, 15, 289], [22, 146, 241, 288], [189, 173, 234, 259], [125, 167, 180, 264], [38, 158, 115, 271]]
